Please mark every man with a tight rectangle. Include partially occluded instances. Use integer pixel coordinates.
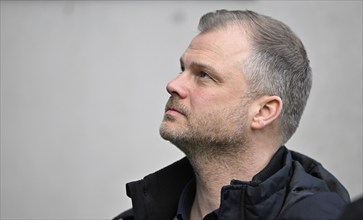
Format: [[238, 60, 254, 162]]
[[114, 10, 350, 220]]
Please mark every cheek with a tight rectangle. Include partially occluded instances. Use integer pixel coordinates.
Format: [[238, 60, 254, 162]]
[[189, 89, 218, 109], [191, 94, 233, 118]]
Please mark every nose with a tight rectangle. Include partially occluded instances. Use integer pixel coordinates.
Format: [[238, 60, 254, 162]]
[[166, 73, 188, 99]]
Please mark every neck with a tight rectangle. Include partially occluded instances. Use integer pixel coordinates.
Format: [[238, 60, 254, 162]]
[[188, 144, 278, 219]]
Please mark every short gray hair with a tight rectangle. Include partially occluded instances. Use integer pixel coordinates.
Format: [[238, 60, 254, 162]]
[[198, 10, 312, 144]]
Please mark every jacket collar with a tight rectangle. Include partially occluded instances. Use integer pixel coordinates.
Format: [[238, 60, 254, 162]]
[[125, 147, 291, 219], [126, 157, 194, 220]]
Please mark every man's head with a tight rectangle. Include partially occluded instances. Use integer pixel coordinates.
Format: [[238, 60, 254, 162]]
[[198, 9, 312, 144], [160, 10, 312, 158]]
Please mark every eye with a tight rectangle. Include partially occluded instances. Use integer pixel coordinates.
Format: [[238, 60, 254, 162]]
[[198, 71, 212, 79]]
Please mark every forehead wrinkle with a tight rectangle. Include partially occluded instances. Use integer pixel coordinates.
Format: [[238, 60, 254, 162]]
[[189, 31, 249, 67], [181, 28, 251, 83]]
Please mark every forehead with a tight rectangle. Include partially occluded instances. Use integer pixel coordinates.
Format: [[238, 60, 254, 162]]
[[182, 27, 251, 69]]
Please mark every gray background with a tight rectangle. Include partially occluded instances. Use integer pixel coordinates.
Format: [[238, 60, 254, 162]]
[[1, 1, 362, 219]]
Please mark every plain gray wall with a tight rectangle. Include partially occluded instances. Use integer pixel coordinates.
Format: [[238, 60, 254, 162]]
[[1, 1, 362, 219]]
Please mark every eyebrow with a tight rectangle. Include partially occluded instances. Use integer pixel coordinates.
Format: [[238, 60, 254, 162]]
[[180, 57, 224, 83], [179, 57, 219, 75]]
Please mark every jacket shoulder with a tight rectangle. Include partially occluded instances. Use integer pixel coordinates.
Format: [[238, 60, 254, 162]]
[[278, 149, 350, 219], [280, 192, 348, 219], [289, 150, 350, 203]]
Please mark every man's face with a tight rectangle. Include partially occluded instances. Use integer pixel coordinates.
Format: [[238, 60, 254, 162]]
[[159, 27, 253, 156]]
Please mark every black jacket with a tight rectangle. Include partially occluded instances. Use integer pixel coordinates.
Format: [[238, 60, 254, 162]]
[[114, 147, 350, 220]]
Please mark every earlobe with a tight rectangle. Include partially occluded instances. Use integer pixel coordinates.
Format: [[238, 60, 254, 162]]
[[251, 96, 283, 129]]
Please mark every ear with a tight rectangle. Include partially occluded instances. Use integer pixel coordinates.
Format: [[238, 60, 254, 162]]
[[251, 96, 283, 129]]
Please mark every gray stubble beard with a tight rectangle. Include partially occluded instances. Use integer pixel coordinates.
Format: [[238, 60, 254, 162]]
[[159, 103, 250, 162]]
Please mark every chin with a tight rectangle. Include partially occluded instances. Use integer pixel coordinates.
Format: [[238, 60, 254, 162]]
[[159, 123, 184, 141]]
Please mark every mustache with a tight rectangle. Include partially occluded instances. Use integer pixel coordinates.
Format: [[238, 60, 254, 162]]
[[165, 97, 189, 116]]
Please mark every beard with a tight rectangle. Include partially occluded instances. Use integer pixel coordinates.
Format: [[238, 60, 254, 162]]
[[159, 96, 250, 160]]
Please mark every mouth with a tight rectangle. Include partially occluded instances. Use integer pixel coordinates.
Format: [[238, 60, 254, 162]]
[[165, 107, 184, 116], [164, 99, 187, 117]]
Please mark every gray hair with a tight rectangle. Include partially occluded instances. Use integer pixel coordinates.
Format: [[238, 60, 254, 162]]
[[198, 10, 312, 144]]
